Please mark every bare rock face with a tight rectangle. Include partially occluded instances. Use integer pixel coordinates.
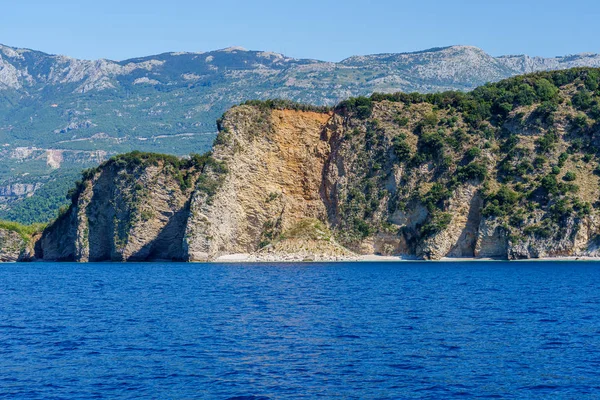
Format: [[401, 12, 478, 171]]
[[39, 158, 198, 261], [184, 107, 333, 260], [419, 184, 483, 260], [475, 219, 509, 258], [0, 228, 26, 262]]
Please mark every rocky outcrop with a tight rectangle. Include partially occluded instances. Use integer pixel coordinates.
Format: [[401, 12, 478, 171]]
[[30, 68, 600, 261], [38, 156, 201, 261], [0, 228, 26, 262], [184, 107, 333, 260]]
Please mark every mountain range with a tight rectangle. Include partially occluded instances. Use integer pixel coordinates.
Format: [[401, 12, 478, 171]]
[[2, 43, 600, 223]]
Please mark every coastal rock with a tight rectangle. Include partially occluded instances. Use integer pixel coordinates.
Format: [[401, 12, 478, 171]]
[[31, 68, 600, 261], [0, 228, 26, 262]]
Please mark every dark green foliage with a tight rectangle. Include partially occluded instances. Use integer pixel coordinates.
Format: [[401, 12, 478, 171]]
[[336, 96, 373, 119], [420, 212, 452, 237], [549, 198, 573, 222], [571, 113, 589, 130], [533, 156, 547, 169], [394, 116, 409, 126], [558, 152, 568, 167], [574, 199, 592, 216], [535, 131, 559, 153], [563, 171, 577, 181], [482, 185, 520, 217], [241, 99, 331, 113], [421, 183, 451, 212], [456, 162, 487, 182], [533, 101, 558, 125], [392, 135, 411, 161], [541, 174, 559, 195], [353, 218, 374, 239], [571, 90, 594, 111], [534, 78, 559, 101], [0, 171, 79, 224], [465, 147, 482, 161], [417, 131, 446, 161], [584, 70, 599, 91], [523, 223, 553, 238]]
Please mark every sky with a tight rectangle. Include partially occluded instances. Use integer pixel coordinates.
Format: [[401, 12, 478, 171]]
[[1, 0, 599, 62]]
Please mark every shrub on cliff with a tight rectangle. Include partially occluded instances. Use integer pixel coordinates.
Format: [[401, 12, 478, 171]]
[[336, 96, 373, 119], [0, 220, 45, 242], [456, 162, 487, 182]]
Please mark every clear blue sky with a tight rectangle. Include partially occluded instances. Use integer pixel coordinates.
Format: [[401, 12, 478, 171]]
[[1, 0, 599, 61]]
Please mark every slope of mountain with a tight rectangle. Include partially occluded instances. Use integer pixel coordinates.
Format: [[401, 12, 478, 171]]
[[26, 68, 600, 261], [2, 43, 600, 223]]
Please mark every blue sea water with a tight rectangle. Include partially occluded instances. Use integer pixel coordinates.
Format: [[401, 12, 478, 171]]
[[1, 261, 600, 399]]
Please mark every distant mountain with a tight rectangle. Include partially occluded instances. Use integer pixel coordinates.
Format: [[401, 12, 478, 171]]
[[2, 43, 600, 223]]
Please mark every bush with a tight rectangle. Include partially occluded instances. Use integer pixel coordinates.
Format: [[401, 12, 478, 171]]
[[563, 171, 576, 181], [418, 131, 446, 160], [571, 113, 589, 130], [558, 152, 568, 167], [456, 162, 487, 182], [482, 185, 520, 217], [420, 212, 452, 237], [392, 135, 411, 161], [421, 183, 451, 212], [541, 174, 559, 195], [337, 97, 373, 119], [535, 131, 559, 153], [533, 156, 547, 169], [394, 116, 409, 126], [534, 79, 559, 101], [465, 147, 482, 161], [524, 223, 553, 238]]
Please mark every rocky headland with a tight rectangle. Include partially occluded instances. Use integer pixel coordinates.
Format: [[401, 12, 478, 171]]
[[8, 68, 600, 261]]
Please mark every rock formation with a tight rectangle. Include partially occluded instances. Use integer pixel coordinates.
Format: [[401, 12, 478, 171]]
[[27, 68, 600, 261]]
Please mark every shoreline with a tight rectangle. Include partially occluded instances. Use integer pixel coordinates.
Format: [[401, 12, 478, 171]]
[[210, 253, 600, 263], [5, 254, 600, 264]]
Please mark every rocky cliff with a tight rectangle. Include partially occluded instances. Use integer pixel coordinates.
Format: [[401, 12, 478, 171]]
[[0, 228, 25, 261], [32, 68, 600, 261], [4, 43, 600, 225]]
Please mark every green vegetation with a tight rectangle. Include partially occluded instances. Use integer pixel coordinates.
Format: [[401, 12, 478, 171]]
[[482, 186, 520, 217], [333, 68, 600, 248], [280, 219, 332, 241], [0, 220, 45, 242], [337, 96, 374, 119], [0, 170, 79, 225], [420, 212, 452, 237], [563, 171, 577, 181], [241, 99, 331, 113]]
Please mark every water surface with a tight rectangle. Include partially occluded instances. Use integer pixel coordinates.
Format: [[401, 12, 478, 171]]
[[1, 261, 600, 398]]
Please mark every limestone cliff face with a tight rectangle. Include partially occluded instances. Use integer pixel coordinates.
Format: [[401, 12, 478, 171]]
[[184, 107, 334, 260], [39, 156, 199, 261]]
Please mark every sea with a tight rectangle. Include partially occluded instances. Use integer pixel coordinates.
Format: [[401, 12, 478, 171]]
[[1, 261, 600, 399]]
